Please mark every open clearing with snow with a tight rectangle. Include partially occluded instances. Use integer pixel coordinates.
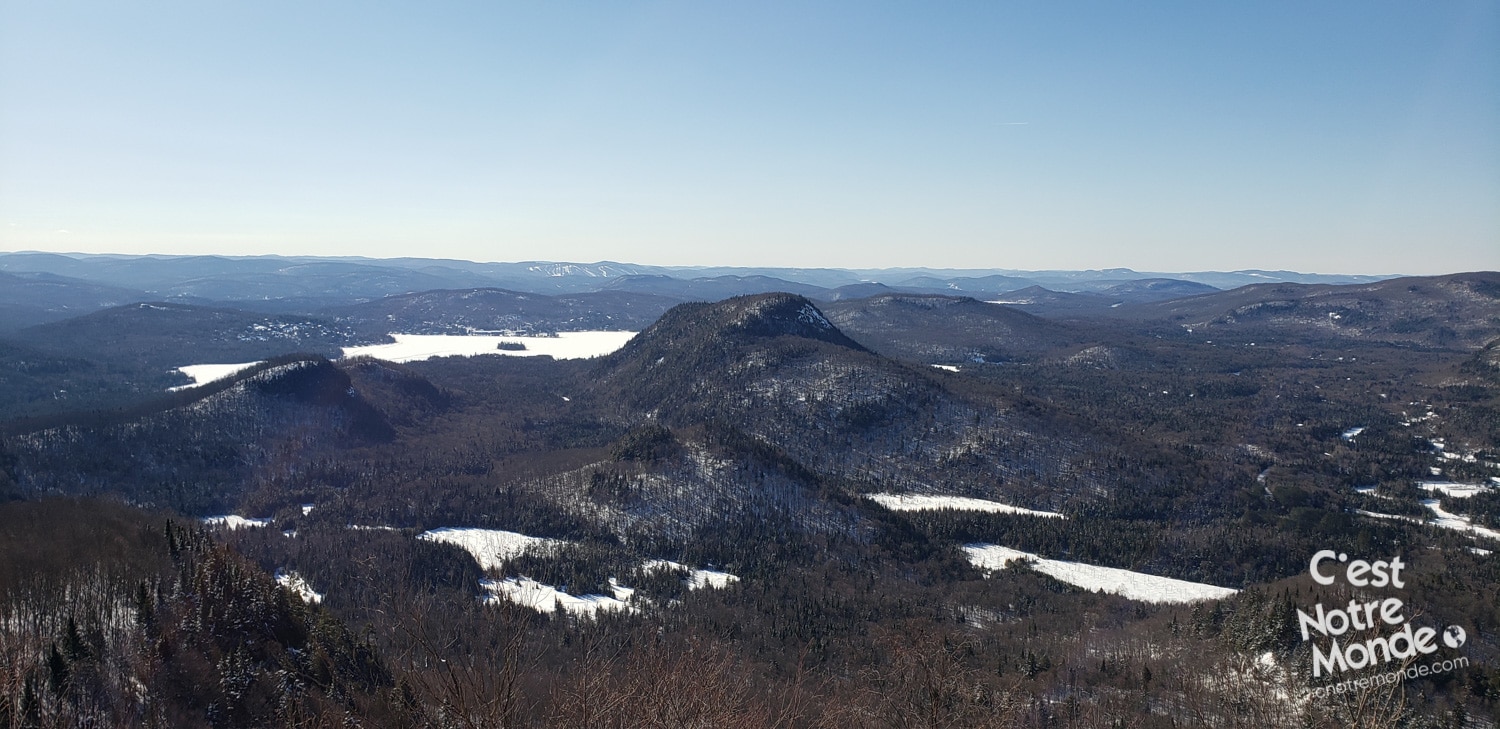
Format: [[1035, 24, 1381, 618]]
[[481, 577, 633, 617], [964, 544, 1237, 604], [643, 559, 741, 590], [201, 515, 272, 530], [169, 362, 262, 391], [1354, 485, 1500, 542], [416, 527, 561, 572], [1421, 481, 1496, 499], [867, 493, 1063, 518], [341, 331, 636, 363], [1421, 500, 1500, 541], [417, 528, 740, 616]]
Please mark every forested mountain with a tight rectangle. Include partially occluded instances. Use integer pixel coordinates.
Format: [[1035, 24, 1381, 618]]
[[822, 294, 1084, 363], [0, 251, 1397, 317], [0, 271, 147, 331], [321, 287, 678, 337], [1107, 271, 1500, 348], [1, 273, 1497, 727]]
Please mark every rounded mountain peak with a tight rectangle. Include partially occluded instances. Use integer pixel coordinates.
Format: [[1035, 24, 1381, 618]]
[[625, 293, 864, 354]]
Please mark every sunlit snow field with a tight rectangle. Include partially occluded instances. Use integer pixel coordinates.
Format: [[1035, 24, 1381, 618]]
[[964, 544, 1238, 604], [170, 362, 263, 390], [415, 527, 740, 617], [866, 492, 1064, 518]]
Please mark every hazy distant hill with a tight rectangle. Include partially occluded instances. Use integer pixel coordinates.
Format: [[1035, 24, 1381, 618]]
[[1111, 271, 1500, 348], [4, 252, 1401, 312], [12, 301, 357, 364], [600, 273, 832, 301], [982, 285, 1120, 315], [822, 294, 1082, 364], [0, 270, 149, 330], [321, 287, 678, 336]]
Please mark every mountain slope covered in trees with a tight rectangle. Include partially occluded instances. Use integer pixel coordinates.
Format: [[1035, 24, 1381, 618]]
[[1, 274, 1497, 727]]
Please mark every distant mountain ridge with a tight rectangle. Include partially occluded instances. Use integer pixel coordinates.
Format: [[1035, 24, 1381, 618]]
[[1105, 272, 1500, 348], [0, 252, 1399, 320]]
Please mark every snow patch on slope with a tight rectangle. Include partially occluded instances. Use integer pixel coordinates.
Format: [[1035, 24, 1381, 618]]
[[964, 544, 1237, 604], [481, 578, 632, 617], [202, 515, 272, 530], [416, 527, 561, 572], [1420, 481, 1495, 499], [275, 570, 324, 604], [1421, 500, 1500, 541], [169, 362, 262, 391], [642, 560, 741, 590], [867, 493, 1063, 518]]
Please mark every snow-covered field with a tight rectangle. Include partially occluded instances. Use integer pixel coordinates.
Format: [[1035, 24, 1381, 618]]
[[1354, 484, 1500, 542], [866, 493, 1064, 518], [643, 559, 741, 590], [1422, 500, 1500, 541], [1421, 481, 1495, 499], [201, 515, 272, 530], [416, 527, 561, 572], [963, 544, 1237, 604], [169, 362, 261, 391], [481, 577, 634, 616], [1355, 509, 1423, 525], [275, 570, 324, 604], [379, 527, 746, 616], [341, 331, 636, 363]]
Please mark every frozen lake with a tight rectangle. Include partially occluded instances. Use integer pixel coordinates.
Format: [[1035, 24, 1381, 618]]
[[168, 331, 639, 391], [340, 331, 637, 363]]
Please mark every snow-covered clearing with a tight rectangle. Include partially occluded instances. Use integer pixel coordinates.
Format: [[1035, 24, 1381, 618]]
[[1341, 427, 1365, 441], [169, 362, 261, 391], [202, 515, 272, 530], [341, 331, 636, 363], [963, 544, 1237, 604], [416, 528, 561, 572], [931, 364, 960, 372], [643, 559, 741, 590], [275, 570, 324, 604], [1421, 500, 1500, 541], [414, 528, 739, 615], [867, 493, 1063, 518], [1421, 481, 1495, 499], [1355, 509, 1424, 525], [481, 578, 632, 617]]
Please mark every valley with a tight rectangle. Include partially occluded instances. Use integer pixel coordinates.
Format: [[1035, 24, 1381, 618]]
[[0, 256, 1496, 727]]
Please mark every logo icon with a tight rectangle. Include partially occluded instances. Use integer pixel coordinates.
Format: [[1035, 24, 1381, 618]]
[[1443, 625, 1467, 649]]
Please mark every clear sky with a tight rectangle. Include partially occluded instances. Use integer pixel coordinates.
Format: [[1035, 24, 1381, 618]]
[[1, 1, 1495, 274]]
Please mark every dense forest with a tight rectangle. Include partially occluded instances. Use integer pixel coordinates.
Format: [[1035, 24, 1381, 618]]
[[2, 274, 1498, 727]]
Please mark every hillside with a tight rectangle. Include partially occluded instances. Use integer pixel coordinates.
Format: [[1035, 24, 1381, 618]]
[[822, 294, 1084, 364], [321, 287, 676, 336], [0, 274, 1497, 727], [0, 271, 149, 330], [1110, 271, 1500, 348]]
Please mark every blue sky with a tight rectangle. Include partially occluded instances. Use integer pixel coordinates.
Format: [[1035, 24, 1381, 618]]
[[1, 1, 1495, 274]]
